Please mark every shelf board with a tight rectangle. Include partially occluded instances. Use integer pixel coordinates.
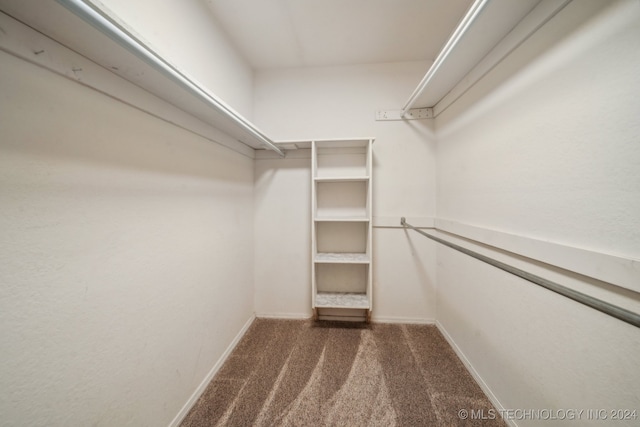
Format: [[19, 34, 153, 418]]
[[0, 1, 278, 154], [314, 216, 370, 222], [316, 209, 368, 219], [315, 253, 370, 264], [314, 139, 371, 148], [315, 292, 369, 309], [314, 176, 369, 182]]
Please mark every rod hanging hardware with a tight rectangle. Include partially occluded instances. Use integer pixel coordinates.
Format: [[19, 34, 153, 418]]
[[55, 0, 285, 157], [400, 217, 640, 329]]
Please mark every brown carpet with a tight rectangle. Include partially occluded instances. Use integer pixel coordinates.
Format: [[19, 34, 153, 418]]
[[181, 319, 505, 426]]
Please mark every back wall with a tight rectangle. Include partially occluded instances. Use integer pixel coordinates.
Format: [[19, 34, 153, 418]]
[[253, 61, 438, 322]]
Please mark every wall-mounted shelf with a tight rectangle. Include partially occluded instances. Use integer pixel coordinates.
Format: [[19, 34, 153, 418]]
[[0, 0, 284, 157], [311, 138, 373, 322], [402, 0, 570, 114]]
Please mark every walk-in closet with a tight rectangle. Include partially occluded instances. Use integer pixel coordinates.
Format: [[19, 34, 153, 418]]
[[1, 0, 639, 425]]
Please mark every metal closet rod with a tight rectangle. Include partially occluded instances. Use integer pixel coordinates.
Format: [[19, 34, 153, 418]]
[[400, 218, 640, 329], [401, 0, 490, 116], [56, 0, 285, 158]]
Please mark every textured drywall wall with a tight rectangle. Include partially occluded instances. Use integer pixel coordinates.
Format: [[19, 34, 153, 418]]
[[92, 0, 254, 118], [253, 62, 437, 321], [0, 50, 255, 426], [435, 0, 640, 424], [437, 0, 640, 258]]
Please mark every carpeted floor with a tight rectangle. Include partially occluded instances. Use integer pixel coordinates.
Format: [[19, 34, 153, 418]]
[[181, 319, 505, 426]]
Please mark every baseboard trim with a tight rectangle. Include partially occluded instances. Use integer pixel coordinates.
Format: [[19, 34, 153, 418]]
[[168, 314, 256, 427], [435, 320, 517, 427], [372, 316, 436, 324], [255, 312, 311, 320], [256, 313, 436, 325]]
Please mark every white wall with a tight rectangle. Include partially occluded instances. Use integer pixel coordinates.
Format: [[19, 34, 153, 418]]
[[435, 0, 640, 424], [253, 62, 438, 322], [4, 1, 639, 426], [0, 49, 254, 426], [93, 0, 254, 118]]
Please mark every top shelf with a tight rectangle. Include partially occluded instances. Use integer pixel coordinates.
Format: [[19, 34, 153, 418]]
[[313, 139, 371, 149], [1, 0, 284, 156]]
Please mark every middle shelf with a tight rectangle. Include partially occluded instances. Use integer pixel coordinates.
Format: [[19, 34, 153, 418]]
[[314, 252, 370, 263]]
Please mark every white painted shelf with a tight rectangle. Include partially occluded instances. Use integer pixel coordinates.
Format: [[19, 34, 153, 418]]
[[315, 253, 370, 264], [314, 216, 370, 222], [315, 292, 370, 309], [312, 138, 373, 321], [314, 176, 369, 182]]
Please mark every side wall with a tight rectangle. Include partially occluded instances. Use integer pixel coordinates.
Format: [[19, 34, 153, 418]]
[[253, 61, 438, 322], [0, 48, 255, 426], [435, 0, 640, 424]]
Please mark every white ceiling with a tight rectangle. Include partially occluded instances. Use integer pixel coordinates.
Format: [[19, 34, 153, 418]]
[[203, 0, 474, 69]]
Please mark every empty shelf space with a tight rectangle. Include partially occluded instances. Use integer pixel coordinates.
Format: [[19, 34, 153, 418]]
[[315, 180, 368, 219], [315, 146, 369, 178], [316, 222, 368, 253], [315, 252, 370, 263], [315, 292, 370, 309]]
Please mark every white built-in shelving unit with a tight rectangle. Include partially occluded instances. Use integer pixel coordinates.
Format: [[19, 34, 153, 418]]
[[311, 138, 373, 322]]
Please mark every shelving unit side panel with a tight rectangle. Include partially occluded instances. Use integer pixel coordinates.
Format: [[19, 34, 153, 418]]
[[311, 141, 318, 307], [367, 139, 374, 310]]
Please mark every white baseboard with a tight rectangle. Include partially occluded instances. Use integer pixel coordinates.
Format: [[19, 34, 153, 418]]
[[168, 314, 256, 427], [372, 316, 435, 324], [255, 313, 436, 324], [255, 312, 311, 320], [435, 320, 517, 427]]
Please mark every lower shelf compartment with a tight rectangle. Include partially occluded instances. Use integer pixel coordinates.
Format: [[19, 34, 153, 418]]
[[315, 292, 369, 309]]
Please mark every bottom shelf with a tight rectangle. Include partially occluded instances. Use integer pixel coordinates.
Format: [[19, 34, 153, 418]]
[[315, 292, 369, 309]]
